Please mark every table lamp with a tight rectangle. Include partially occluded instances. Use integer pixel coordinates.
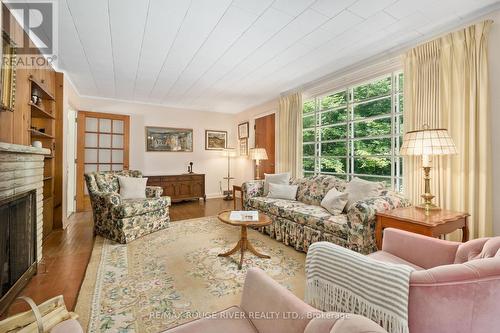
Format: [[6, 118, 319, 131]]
[[222, 148, 237, 201], [400, 127, 457, 212], [249, 148, 268, 180]]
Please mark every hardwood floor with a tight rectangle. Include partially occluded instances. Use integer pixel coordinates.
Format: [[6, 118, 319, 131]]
[[4, 198, 233, 317], [170, 197, 233, 220]]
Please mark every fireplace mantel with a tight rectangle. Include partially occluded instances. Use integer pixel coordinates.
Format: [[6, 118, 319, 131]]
[[0, 142, 51, 155]]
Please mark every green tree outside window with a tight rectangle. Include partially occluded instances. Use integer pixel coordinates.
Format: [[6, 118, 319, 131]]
[[301, 73, 404, 190]]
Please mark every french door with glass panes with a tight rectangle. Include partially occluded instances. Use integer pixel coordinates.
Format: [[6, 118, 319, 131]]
[[76, 111, 130, 211]]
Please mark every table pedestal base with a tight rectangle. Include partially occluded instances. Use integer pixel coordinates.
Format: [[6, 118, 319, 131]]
[[218, 225, 270, 269]]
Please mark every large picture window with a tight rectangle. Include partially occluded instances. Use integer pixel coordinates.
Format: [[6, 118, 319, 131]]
[[302, 72, 403, 190]]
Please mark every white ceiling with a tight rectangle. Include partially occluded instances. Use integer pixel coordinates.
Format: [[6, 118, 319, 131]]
[[54, 0, 499, 113]]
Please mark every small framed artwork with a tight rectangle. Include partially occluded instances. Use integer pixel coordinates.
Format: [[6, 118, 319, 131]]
[[205, 130, 227, 150], [239, 138, 248, 156], [238, 121, 249, 139], [145, 127, 193, 152]]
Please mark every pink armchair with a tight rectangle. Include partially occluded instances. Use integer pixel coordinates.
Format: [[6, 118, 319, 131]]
[[163, 268, 386, 333], [369, 228, 500, 333]]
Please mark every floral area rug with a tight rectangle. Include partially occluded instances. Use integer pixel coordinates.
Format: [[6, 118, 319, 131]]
[[75, 216, 306, 332]]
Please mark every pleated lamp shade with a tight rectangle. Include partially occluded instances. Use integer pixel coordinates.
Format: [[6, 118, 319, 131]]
[[400, 128, 457, 156], [249, 148, 268, 161]]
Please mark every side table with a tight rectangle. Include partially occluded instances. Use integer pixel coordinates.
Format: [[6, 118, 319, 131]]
[[217, 210, 272, 269], [375, 207, 469, 249], [233, 185, 243, 210]]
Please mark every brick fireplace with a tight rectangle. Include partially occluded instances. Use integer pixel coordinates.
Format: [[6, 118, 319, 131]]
[[0, 142, 50, 313]]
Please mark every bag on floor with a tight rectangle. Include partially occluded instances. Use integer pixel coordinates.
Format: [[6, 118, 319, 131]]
[[0, 295, 82, 333]]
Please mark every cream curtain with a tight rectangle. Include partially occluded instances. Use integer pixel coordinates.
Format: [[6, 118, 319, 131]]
[[403, 20, 493, 238], [277, 92, 303, 178]]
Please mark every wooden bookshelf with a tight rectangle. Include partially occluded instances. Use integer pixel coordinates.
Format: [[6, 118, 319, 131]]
[[30, 102, 55, 119], [29, 129, 54, 139], [29, 75, 55, 101], [29, 72, 59, 238]]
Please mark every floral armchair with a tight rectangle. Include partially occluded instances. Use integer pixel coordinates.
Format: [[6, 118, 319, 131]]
[[242, 175, 410, 254], [84, 170, 171, 244]]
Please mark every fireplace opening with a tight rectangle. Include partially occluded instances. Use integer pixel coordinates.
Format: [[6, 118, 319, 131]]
[[0, 190, 37, 315]]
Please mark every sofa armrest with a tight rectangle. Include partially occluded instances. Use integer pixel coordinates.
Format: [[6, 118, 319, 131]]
[[241, 180, 264, 209], [410, 257, 500, 285], [382, 228, 460, 269], [346, 191, 411, 228], [146, 186, 163, 198], [241, 268, 318, 333], [305, 314, 387, 333]]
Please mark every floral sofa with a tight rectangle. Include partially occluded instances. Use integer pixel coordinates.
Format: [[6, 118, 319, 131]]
[[242, 175, 410, 254], [84, 170, 171, 244]]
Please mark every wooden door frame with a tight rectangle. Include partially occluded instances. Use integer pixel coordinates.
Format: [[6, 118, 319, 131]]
[[253, 112, 276, 179], [76, 111, 130, 212]]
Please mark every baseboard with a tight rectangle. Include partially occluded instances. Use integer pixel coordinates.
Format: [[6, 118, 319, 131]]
[[206, 193, 225, 199]]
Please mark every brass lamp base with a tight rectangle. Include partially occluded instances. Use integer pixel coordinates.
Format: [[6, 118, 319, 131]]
[[417, 165, 441, 214], [416, 202, 441, 211], [255, 163, 261, 180]]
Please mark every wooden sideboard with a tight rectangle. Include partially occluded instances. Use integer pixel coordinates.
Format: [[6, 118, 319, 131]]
[[146, 174, 206, 202]]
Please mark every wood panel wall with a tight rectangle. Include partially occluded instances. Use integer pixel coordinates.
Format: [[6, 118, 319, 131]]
[[0, 5, 56, 145], [0, 3, 63, 233]]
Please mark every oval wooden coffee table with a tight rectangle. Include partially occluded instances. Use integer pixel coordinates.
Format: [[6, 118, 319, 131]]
[[217, 210, 272, 270]]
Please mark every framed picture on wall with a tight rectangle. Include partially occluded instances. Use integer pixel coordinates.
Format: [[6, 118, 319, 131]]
[[239, 138, 248, 156], [145, 126, 193, 152], [205, 130, 227, 150], [1, 32, 16, 112], [238, 121, 249, 139]]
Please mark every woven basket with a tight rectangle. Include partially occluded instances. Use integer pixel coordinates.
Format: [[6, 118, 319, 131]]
[[0, 296, 79, 333]]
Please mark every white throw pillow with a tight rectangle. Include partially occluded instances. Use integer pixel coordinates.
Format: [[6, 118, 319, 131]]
[[118, 176, 147, 199], [321, 188, 349, 214], [267, 183, 298, 200], [344, 177, 384, 210], [264, 172, 290, 195]]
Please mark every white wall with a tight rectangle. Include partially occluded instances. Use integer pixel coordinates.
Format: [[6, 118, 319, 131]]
[[489, 11, 500, 236], [61, 77, 79, 228], [67, 94, 238, 199], [65, 107, 77, 217]]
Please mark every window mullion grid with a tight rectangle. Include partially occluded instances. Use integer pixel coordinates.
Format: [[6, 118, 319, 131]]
[[315, 97, 321, 175], [348, 88, 354, 181], [303, 71, 404, 190], [395, 71, 402, 191], [390, 72, 396, 190]]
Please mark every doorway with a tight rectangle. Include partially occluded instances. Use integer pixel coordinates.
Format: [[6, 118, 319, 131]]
[[254, 113, 275, 179], [76, 111, 130, 211], [66, 108, 77, 218]]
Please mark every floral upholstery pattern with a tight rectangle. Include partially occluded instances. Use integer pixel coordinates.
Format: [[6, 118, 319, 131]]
[[241, 180, 264, 207], [112, 197, 171, 219], [264, 216, 349, 253], [146, 186, 163, 198], [346, 190, 411, 252], [85, 170, 171, 244], [294, 174, 347, 206], [247, 197, 349, 239], [94, 170, 143, 193], [243, 175, 410, 254]]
